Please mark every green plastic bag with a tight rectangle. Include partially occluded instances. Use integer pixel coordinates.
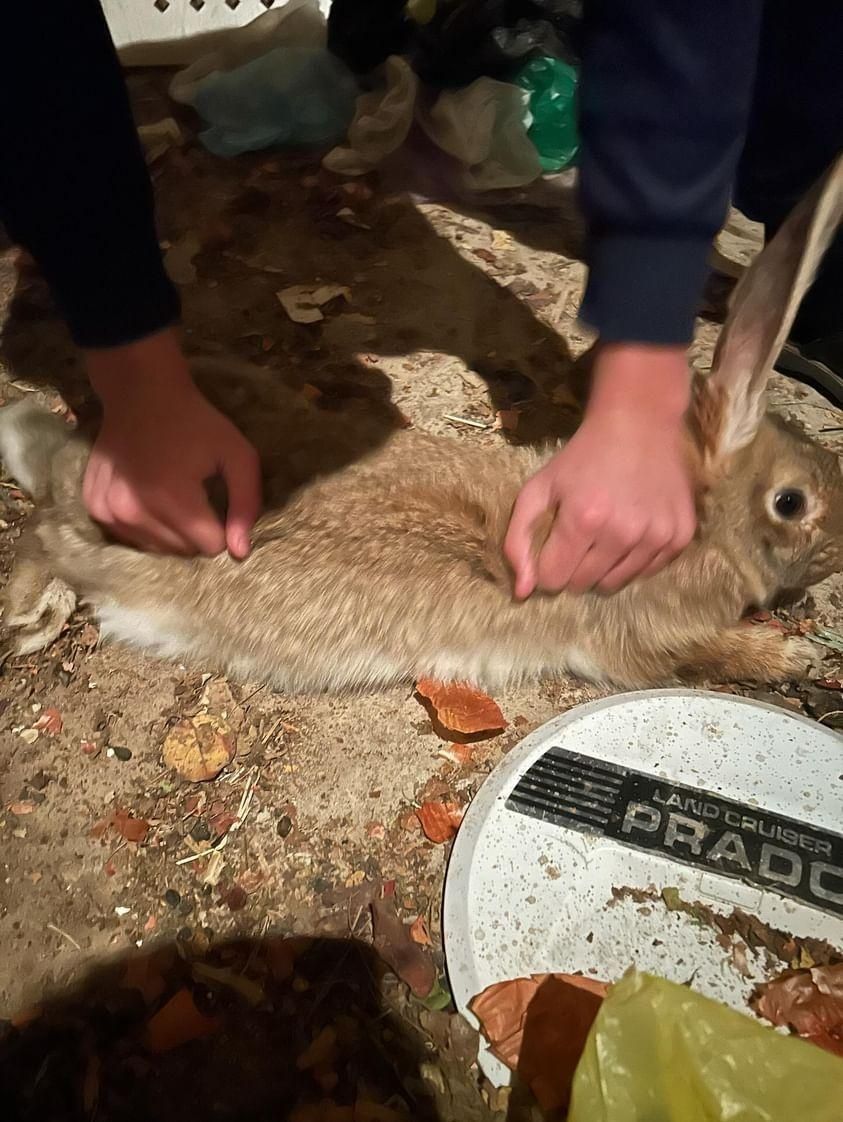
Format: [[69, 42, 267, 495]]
[[516, 56, 579, 172], [569, 972, 843, 1122]]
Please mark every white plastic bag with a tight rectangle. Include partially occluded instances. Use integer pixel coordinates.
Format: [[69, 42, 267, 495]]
[[323, 56, 419, 177]]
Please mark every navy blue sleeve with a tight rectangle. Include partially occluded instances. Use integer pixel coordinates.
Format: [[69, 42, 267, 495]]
[[577, 1, 764, 345], [0, 1, 179, 349]]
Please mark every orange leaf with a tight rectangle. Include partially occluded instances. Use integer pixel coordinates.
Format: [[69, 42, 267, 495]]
[[296, 1025, 338, 1071], [371, 897, 436, 998], [123, 956, 166, 1005], [33, 707, 63, 735], [437, 742, 474, 766], [162, 713, 235, 782], [471, 973, 608, 1114], [90, 808, 150, 844], [415, 678, 506, 738], [753, 963, 843, 1056], [416, 801, 463, 844], [111, 808, 150, 844], [409, 916, 432, 947], [8, 800, 37, 816], [145, 987, 220, 1053]]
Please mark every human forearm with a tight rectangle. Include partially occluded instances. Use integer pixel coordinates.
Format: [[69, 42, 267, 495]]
[[577, 0, 764, 345]]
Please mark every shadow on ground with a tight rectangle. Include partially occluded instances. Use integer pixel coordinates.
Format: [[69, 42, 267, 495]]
[[1, 933, 451, 1122]]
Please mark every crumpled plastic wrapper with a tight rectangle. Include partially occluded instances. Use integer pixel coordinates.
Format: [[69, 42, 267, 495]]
[[472, 970, 843, 1120], [569, 972, 843, 1122]]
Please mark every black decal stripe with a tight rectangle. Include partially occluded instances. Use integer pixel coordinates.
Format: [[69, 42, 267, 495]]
[[505, 746, 843, 921]]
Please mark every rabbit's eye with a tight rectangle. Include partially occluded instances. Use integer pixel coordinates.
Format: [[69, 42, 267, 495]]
[[774, 489, 806, 519]]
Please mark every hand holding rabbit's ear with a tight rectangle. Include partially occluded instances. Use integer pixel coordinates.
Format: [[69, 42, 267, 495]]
[[700, 154, 843, 468]]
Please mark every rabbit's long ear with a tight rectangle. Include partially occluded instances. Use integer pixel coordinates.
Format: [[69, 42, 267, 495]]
[[700, 154, 843, 466]]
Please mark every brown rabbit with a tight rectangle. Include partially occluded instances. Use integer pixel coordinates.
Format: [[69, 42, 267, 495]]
[[2, 156, 843, 691]]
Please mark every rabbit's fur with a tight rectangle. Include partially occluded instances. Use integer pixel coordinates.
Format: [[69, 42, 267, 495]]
[[2, 157, 843, 691]]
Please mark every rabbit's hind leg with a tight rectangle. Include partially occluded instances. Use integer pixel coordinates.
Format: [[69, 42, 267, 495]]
[[676, 625, 822, 686], [2, 523, 76, 657]]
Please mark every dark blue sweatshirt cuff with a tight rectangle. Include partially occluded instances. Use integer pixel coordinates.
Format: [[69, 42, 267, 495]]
[[579, 233, 712, 345]]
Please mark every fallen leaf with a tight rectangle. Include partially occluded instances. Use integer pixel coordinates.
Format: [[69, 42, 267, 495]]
[[471, 247, 497, 267], [238, 871, 265, 897], [266, 938, 297, 983], [138, 116, 182, 163], [752, 963, 843, 1056], [209, 810, 237, 837], [145, 987, 220, 1053], [816, 678, 843, 690], [296, 1025, 338, 1071], [398, 810, 421, 833], [91, 808, 150, 844], [471, 973, 608, 1114], [221, 884, 248, 912], [8, 800, 37, 816], [123, 956, 166, 1005], [491, 229, 513, 251], [33, 707, 62, 735], [492, 409, 519, 433], [419, 976, 452, 1011], [371, 897, 436, 998], [409, 916, 432, 947], [162, 713, 236, 782], [415, 678, 506, 738], [111, 808, 150, 844], [416, 801, 463, 844], [163, 232, 201, 286], [277, 284, 351, 324], [437, 742, 474, 766], [192, 961, 264, 1006], [807, 624, 843, 653], [301, 382, 324, 402], [730, 941, 752, 979]]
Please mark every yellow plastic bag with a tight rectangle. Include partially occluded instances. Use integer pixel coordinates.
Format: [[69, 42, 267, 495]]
[[569, 972, 843, 1122]]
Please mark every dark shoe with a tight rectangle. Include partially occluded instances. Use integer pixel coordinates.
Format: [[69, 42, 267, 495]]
[[775, 332, 843, 408]]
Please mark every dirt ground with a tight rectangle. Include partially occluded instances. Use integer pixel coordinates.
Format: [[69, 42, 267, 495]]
[[0, 74, 841, 1120]]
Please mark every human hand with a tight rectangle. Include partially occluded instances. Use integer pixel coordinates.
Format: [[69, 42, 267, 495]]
[[83, 328, 261, 557], [504, 344, 697, 597]]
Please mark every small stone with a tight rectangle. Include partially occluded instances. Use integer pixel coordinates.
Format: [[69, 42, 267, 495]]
[[163, 888, 181, 909], [178, 899, 194, 917], [177, 926, 193, 942], [29, 771, 50, 791], [190, 819, 211, 843], [111, 745, 132, 762], [276, 814, 293, 838]]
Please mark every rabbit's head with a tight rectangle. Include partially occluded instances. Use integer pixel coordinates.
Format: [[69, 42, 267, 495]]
[[689, 155, 843, 594]]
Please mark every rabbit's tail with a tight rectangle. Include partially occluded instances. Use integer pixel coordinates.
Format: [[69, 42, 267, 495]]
[[0, 400, 72, 502]]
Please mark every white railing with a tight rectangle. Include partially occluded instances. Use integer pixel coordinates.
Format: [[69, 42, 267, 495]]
[[103, 0, 331, 65]]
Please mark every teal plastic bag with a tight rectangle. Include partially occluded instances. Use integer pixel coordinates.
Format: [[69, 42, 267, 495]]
[[516, 56, 579, 172]]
